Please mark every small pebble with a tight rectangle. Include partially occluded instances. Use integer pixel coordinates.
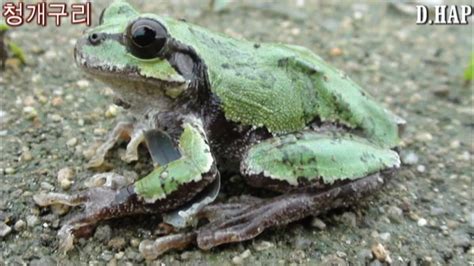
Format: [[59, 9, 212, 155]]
[[49, 114, 63, 122], [289, 249, 306, 263], [38, 95, 48, 104], [402, 151, 419, 165], [57, 167, 75, 190], [5, 167, 15, 174], [341, 212, 357, 228], [294, 236, 312, 249], [416, 165, 426, 173], [357, 249, 373, 262], [321, 254, 347, 265], [14, 219, 26, 231], [232, 249, 251, 265], [254, 240, 275, 251], [0, 222, 12, 237], [371, 243, 392, 263], [429, 206, 446, 216], [180, 251, 193, 260], [446, 220, 459, 229], [23, 106, 38, 120], [415, 132, 433, 142], [115, 251, 125, 260], [329, 47, 343, 57], [23, 95, 36, 106], [311, 217, 327, 230], [21, 150, 33, 161], [99, 250, 114, 262], [108, 237, 127, 250], [130, 238, 141, 248], [51, 96, 63, 106], [66, 137, 78, 147], [30, 256, 56, 266], [452, 231, 470, 248], [0, 110, 9, 125], [409, 93, 422, 103], [417, 218, 427, 227], [83, 144, 99, 160], [449, 140, 460, 149], [105, 105, 118, 118], [369, 260, 383, 266], [433, 87, 450, 97], [40, 182, 54, 191], [336, 251, 347, 258], [458, 151, 470, 161], [94, 128, 107, 136], [95, 225, 112, 242], [290, 27, 300, 35], [387, 205, 403, 223], [77, 79, 90, 88], [26, 215, 39, 227], [379, 232, 391, 242]]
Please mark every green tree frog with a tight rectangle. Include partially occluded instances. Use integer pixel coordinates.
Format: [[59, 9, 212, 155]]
[[34, 0, 404, 258]]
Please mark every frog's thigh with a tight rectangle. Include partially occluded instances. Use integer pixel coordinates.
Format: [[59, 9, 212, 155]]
[[240, 132, 400, 191]]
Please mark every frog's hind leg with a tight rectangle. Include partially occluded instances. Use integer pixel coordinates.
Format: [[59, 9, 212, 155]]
[[88, 121, 147, 168], [195, 172, 389, 249], [193, 131, 400, 249]]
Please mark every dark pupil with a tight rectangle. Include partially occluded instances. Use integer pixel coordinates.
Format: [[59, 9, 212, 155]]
[[133, 26, 156, 47]]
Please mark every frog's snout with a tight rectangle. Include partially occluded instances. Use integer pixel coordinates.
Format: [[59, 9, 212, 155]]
[[73, 33, 106, 69]]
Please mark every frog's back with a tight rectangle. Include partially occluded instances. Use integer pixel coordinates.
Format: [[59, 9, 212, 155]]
[[163, 17, 400, 147]]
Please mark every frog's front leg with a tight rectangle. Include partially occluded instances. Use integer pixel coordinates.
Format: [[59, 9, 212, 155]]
[[195, 131, 400, 249], [34, 117, 218, 252], [87, 118, 163, 168]]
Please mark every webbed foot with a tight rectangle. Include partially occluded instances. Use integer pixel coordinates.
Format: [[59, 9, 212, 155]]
[[34, 185, 124, 252], [33, 172, 143, 253]]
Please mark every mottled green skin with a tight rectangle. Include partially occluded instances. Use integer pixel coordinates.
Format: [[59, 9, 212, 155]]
[[162, 23, 401, 147], [77, 0, 402, 201], [242, 132, 399, 185], [135, 117, 214, 202]]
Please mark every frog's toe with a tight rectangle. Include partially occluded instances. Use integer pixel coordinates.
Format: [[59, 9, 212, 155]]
[[84, 172, 134, 190], [33, 191, 88, 207], [196, 196, 261, 222], [196, 202, 266, 250], [139, 233, 197, 260], [121, 125, 146, 163], [87, 121, 135, 168], [57, 224, 75, 253]]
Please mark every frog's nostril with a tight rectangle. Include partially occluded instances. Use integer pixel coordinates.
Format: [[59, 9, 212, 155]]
[[88, 33, 103, 45]]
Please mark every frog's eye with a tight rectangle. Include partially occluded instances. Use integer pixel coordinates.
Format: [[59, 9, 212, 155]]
[[126, 18, 168, 59]]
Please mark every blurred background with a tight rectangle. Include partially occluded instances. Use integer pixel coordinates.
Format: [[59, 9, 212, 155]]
[[1, 0, 472, 264]]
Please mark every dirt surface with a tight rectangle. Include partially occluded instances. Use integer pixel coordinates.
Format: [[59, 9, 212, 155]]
[[1, 1, 472, 265]]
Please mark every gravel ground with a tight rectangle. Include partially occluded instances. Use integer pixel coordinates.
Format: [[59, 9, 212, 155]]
[[1, 1, 472, 265]]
